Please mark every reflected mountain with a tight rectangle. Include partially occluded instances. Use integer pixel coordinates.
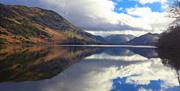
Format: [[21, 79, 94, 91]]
[[0, 46, 98, 82], [103, 48, 134, 56], [129, 48, 158, 58], [87, 47, 158, 60]]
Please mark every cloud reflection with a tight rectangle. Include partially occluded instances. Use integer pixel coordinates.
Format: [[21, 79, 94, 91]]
[[41, 57, 179, 91]]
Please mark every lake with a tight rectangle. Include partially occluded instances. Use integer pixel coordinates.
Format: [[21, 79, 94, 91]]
[[0, 45, 179, 91]]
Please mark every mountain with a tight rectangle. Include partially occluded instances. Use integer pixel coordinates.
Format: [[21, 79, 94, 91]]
[[0, 3, 100, 44], [105, 34, 135, 44], [94, 35, 107, 43], [128, 33, 160, 46]]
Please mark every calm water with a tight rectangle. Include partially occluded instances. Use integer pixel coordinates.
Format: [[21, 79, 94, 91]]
[[0, 45, 180, 91]]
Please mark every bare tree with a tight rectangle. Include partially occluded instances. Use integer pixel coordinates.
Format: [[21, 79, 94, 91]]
[[170, 0, 180, 18]]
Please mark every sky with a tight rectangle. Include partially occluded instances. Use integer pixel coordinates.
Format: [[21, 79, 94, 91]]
[[0, 0, 174, 36]]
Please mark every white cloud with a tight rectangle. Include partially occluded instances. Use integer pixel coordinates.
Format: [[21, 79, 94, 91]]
[[40, 0, 152, 31], [134, 0, 167, 5], [86, 30, 154, 37], [134, 0, 169, 10], [126, 7, 174, 32], [127, 7, 153, 17], [85, 53, 148, 61], [40, 0, 173, 35]]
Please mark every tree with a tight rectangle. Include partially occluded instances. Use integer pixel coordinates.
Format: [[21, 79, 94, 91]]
[[157, 0, 180, 49], [157, 1, 180, 85], [170, 0, 180, 18]]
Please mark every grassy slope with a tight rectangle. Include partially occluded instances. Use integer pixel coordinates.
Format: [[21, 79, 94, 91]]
[[0, 4, 97, 44]]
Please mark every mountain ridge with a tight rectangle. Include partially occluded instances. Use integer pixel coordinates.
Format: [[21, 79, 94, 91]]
[[127, 33, 160, 46], [105, 34, 135, 44]]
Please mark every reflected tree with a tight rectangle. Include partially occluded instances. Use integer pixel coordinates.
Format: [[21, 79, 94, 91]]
[[157, 1, 180, 84], [157, 48, 180, 85]]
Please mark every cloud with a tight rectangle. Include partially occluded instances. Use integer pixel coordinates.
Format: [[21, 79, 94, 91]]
[[126, 7, 174, 32], [127, 7, 153, 17], [86, 30, 156, 37], [85, 53, 148, 61], [40, 0, 152, 31], [45, 0, 174, 33], [41, 0, 174, 33], [134, 0, 167, 5], [134, 0, 169, 9]]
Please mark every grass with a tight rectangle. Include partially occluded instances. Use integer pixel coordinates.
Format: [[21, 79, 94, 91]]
[[0, 17, 51, 38], [0, 38, 7, 44]]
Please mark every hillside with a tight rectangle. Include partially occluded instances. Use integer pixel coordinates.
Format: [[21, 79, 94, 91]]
[[128, 33, 160, 46], [0, 3, 99, 44]]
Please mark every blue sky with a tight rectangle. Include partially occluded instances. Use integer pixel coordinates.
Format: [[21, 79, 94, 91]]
[[0, 0, 169, 13], [0, 0, 171, 13], [113, 0, 165, 14]]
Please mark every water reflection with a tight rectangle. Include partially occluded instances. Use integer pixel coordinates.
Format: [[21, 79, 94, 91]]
[[157, 48, 180, 85], [0, 46, 179, 91], [0, 46, 98, 82], [112, 77, 163, 91]]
